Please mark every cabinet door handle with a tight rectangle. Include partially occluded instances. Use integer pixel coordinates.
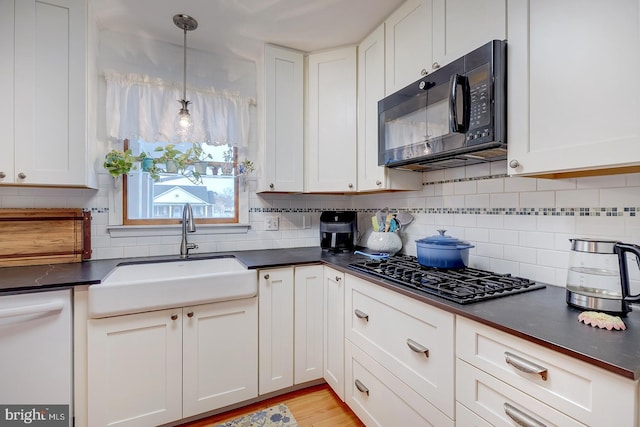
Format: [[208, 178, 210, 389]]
[[264, 274, 270, 280], [406, 338, 429, 357], [375, 180, 382, 186], [187, 311, 194, 318], [0, 172, 5, 179], [170, 314, 178, 321], [354, 379, 369, 396], [504, 351, 548, 381], [335, 276, 341, 282], [504, 402, 547, 427], [17, 172, 26, 179], [354, 309, 369, 322], [269, 183, 274, 189], [509, 159, 520, 169]]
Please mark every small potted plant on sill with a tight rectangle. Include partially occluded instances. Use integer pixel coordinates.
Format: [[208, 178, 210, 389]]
[[155, 144, 191, 174], [135, 152, 161, 181], [190, 142, 213, 175], [221, 148, 235, 175]]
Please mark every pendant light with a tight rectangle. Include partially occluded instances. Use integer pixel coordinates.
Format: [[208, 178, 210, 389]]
[[173, 14, 198, 140]]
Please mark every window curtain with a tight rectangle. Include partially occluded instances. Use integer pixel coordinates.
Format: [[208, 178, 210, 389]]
[[104, 70, 253, 147]]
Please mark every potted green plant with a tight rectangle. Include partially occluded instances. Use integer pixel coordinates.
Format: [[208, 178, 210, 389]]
[[190, 142, 213, 175], [155, 144, 191, 174], [103, 149, 136, 179], [135, 152, 161, 181]]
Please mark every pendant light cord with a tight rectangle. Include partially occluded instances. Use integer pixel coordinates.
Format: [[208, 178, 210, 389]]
[[182, 26, 187, 101]]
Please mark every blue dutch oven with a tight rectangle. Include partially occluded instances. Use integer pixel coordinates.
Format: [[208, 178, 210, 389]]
[[416, 230, 475, 269]]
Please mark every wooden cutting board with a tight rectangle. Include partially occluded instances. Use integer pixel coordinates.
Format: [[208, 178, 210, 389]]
[[0, 208, 91, 267]]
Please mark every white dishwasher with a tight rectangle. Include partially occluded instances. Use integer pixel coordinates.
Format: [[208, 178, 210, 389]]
[[0, 289, 72, 426]]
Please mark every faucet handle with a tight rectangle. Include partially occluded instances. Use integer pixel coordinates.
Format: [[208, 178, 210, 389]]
[[187, 243, 198, 250]]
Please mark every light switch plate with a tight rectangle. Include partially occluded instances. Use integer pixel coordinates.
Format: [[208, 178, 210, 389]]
[[265, 215, 279, 231]]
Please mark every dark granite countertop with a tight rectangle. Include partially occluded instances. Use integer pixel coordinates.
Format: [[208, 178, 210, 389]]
[[1, 246, 639, 381]]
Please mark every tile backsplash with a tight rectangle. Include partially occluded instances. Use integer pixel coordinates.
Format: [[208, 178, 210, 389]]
[[1, 164, 639, 288]]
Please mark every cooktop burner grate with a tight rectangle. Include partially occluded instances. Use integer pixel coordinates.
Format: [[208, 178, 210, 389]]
[[348, 255, 545, 304]]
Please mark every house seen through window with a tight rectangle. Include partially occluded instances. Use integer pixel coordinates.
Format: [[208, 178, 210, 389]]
[[124, 139, 239, 225]]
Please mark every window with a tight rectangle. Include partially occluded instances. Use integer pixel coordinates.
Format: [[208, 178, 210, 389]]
[[123, 139, 239, 225]]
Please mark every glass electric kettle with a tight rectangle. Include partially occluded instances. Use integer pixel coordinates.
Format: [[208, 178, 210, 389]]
[[566, 238, 640, 315]]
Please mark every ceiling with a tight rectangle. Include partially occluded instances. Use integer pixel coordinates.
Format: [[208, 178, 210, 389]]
[[91, 0, 406, 60]]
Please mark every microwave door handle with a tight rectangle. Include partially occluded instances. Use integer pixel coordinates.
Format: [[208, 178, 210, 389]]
[[448, 74, 471, 133]]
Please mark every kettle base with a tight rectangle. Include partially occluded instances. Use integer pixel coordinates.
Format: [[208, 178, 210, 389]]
[[566, 289, 630, 316]]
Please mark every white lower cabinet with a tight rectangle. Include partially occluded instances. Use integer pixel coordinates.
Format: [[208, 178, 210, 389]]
[[345, 341, 453, 427], [456, 316, 639, 427], [294, 265, 325, 384], [259, 267, 295, 394], [455, 402, 492, 427], [324, 266, 346, 400], [182, 300, 258, 417], [344, 274, 455, 424], [259, 265, 324, 394], [457, 358, 585, 426], [87, 298, 258, 427]]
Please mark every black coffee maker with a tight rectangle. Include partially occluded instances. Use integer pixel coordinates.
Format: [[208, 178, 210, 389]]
[[320, 211, 357, 252]]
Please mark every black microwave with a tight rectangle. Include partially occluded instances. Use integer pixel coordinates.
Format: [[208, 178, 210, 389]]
[[378, 40, 506, 171]]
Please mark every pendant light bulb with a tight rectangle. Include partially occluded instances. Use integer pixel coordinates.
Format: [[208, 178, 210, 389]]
[[173, 14, 198, 141], [177, 99, 193, 131]]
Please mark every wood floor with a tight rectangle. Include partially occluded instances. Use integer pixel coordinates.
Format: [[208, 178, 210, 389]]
[[178, 384, 365, 427]]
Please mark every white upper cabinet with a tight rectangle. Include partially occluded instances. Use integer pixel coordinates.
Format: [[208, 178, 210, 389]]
[[262, 44, 304, 192], [305, 46, 357, 193], [1, 0, 92, 187], [385, 0, 434, 95], [432, 0, 506, 66], [357, 24, 422, 192], [384, 0, 506, 95], [507, 0, 640, 177]]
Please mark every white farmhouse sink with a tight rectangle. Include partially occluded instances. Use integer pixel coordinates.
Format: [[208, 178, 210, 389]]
[[88, 256, 257, 318]]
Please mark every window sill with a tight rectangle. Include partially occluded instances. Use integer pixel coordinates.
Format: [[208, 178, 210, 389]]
[[107, 223, 251, 238]]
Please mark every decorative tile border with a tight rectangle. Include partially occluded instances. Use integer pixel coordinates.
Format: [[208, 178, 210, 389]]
[[422, 173, 509, 186], [249, 207, 638, 217]]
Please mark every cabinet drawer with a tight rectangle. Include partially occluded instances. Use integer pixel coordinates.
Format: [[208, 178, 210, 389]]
[[457, 359, 586, 427], [455, 402, 492, 427], [457, 317, 638, 426], [345, 275, 454, 417], [345, 341, 453, 427]]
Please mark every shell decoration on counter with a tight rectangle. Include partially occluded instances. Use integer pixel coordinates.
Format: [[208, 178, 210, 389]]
[[578, 311, 627, 331]]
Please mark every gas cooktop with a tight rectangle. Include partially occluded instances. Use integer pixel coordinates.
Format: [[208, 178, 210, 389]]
[[348, 255, 545, 304]]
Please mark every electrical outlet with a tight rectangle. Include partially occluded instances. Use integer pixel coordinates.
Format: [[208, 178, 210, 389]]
[[302, 214, 311, 229], [265, 215, 279, 231]]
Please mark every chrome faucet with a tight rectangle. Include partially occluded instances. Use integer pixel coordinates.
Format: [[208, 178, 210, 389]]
[[180, 203, 198, 258]]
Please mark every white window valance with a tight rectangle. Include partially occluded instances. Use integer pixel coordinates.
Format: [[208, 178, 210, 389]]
[[104, 70, 254, 147]]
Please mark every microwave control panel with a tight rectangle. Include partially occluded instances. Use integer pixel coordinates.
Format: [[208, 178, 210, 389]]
[[466, 63, 493, 144]]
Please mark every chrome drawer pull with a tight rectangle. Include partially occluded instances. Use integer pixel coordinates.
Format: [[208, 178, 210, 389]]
[[504, 402, 546, 427], [354, 309, 369, 321], [406, 338, 429, 357], [504, 351, 548, 381], [354, 379, 369, 396]]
